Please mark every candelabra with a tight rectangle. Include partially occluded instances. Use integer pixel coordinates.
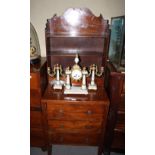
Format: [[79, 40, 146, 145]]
[[48, 64, 64, 89], [88, 64, 104, 90]]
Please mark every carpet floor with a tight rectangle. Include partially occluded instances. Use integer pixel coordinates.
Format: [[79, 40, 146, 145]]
[[31, 145, 125, 155]]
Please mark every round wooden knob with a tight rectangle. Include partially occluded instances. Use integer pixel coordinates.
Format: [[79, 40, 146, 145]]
[[60, 124, 64, 128], [59, 109, 64, 113], [85, 137, 89, 143], [60, 137, 64, 142], [85, 125, 92, 129], [87, 110, 92, 115]]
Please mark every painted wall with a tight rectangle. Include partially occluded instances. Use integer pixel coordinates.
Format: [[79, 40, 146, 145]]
[[30, 0, 125, 57]]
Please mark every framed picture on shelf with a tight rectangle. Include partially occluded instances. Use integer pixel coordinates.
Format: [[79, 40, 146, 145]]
[[108, 16, 125, 69]]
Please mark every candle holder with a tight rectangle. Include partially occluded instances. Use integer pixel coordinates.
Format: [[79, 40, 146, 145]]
[[88, 64, 104, 90], [81, 67, 88, 90], [65, 67, 71, 90], [48, 64, 64, 89]]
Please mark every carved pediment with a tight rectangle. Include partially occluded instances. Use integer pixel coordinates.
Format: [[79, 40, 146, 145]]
[[46, 8, 109, 36]]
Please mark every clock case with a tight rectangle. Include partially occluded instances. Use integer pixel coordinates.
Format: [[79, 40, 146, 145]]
[[45, 8, 110, 86]]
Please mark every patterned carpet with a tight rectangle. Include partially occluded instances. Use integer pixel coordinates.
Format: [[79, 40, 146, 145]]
[[31, 145, 125, 155]]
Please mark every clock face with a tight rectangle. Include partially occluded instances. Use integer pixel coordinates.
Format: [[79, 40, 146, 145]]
[[71, 69, 82, 80]]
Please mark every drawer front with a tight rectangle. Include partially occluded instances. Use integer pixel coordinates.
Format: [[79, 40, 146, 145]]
[[47, 112, 103, 121], [46, 102, 105, 114], [46, 102, 105, 121], [30, 128, 45, 147], [30, 90, 40, 106], [30, 111, 43, 128], [48, 120, 102, 134], [30, 73, 40, 89], [49, 133, 100, 146]]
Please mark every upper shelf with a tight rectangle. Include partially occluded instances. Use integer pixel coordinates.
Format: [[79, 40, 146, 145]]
[[45, 7, 109, 37]]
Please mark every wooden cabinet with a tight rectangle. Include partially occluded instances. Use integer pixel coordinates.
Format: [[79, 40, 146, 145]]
[[30, 58, 48, 148], [30, 8, 112, 155], [42, 8, 111, 155], [41, 85, 109, 154], [104, 62, 125, 154]]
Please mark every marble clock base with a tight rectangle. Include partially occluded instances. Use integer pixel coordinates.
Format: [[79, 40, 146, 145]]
[[88, 84, 97, 90], [64, 86, 88, 95]]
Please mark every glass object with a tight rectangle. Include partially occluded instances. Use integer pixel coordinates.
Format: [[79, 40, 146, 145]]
[[108, 16, 125, 71], [30, 23, 41, 63]]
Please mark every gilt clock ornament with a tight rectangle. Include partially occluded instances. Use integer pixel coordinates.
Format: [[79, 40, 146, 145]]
[[48, 54, 104, 95], [64, 54, 88, 94], [71, 54, 82, 81]]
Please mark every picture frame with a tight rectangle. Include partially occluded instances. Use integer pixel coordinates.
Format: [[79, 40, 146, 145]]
[[108, 16, 125, 69]]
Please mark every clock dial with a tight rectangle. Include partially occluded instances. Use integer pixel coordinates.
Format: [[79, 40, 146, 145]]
[[71, 69, 82, 80]]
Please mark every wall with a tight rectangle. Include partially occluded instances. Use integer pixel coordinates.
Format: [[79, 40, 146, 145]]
[[30, 0, 125, 57]]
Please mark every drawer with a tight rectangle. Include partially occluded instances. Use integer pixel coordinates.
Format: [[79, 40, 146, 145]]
[[30, 73, 40, 89], [47, 112, 103, 121], [30, 90, 41, 106], [30, 111, 43, 128], [30, 128, 45, 147], [46, 102, 105, 114], [49, 133, 100, 146], [46, 102, 106, 121], [48, 120, 102, 134]]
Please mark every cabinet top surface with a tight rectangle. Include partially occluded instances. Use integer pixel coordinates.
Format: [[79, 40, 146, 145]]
[[42, 84, 109, 104], [30, 57, 46, 73]]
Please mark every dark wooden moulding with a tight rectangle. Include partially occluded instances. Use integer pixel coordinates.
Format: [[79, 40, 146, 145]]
[[45, 7, 110, 71]]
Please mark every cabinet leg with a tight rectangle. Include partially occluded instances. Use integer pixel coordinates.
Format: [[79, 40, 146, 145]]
[[41, 146, 47, 152], [104, 148, 110, 155], [98, 146, 103, 155], [48, 146, 52, 155]]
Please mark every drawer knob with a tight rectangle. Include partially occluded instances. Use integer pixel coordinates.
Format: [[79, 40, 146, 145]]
[[60, 124, 64, 128], [85, 138, 89, 143], [48, 130, 52, 135], [85, 125, 92, 129], [60, 137, 64, 142], [87, 110, 92, 115], [59, 109, 64, 113]]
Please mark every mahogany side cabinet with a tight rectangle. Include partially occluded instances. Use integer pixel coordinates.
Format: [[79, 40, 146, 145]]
[[104, 62, 125, 154], [30, 58, 48, 149]]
